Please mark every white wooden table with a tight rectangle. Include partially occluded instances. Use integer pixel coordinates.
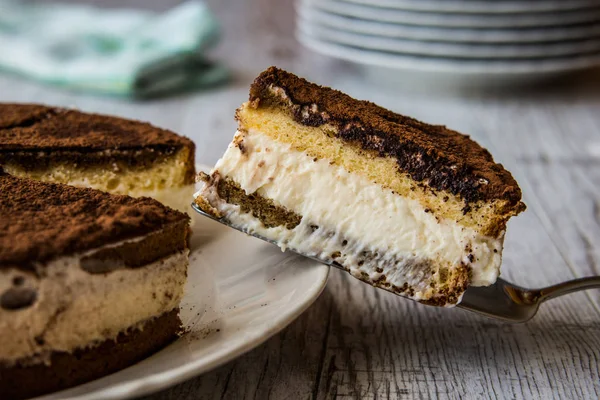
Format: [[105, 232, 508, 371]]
[[1, 1, 599, 398]]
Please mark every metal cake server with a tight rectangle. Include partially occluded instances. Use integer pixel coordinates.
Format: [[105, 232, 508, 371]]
[[457, 276, 600, 322], [192, 203, 600, 323]]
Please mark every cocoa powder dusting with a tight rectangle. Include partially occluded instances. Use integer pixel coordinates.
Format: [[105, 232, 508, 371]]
[[0, 103, 194, 151], [0, 173, 189, 270]]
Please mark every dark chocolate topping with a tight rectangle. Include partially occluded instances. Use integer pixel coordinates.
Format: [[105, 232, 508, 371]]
[[215, 175, 302, 230], [0, 173, 189, 270], [0, 103, 194, 152], [249, 67, 523, 207]]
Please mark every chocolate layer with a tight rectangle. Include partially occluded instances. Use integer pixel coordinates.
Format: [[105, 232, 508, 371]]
[[0, 173, 190, 271], [2, 148, 182, 173], [206, 173, 301, 229], [0, 103, 195, 184], [248, 67, 524, 210], [0, 308, 180, 400]]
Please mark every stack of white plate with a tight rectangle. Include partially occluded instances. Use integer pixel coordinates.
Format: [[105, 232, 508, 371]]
[[296, 0, 600, 85]]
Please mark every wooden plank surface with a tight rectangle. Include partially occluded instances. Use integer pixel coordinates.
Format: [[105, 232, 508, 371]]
[[1, 0, 599, 399]]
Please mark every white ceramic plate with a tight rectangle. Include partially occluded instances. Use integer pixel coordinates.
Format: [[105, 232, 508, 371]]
[[339, 0, 600, 14], [298, 5, 600, 44], [305, 0, 600, 28], [297, 32, 600, 83], [36, 175, 330, 400], [298, 20, 600, 59]]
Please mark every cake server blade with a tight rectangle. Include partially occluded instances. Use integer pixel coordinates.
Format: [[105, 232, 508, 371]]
[[191, 202, 600, 322]]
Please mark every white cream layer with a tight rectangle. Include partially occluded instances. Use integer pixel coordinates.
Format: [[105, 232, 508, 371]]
[[0, 248, 188, 366], [197, 129, 503, 301]]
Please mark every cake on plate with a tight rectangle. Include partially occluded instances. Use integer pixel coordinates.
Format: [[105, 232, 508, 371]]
[[0, 172, 189, 399], [0, 104, 195, 212], [195, 67, 525, 306]]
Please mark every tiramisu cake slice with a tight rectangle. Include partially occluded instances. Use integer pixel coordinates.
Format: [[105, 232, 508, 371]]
[[0, 172, 189, 399], [195, 67, 525, 306], [0, 104, 195, 211]]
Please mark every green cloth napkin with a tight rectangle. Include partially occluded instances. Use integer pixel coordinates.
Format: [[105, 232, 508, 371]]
[[0, 1, 228, 97]]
